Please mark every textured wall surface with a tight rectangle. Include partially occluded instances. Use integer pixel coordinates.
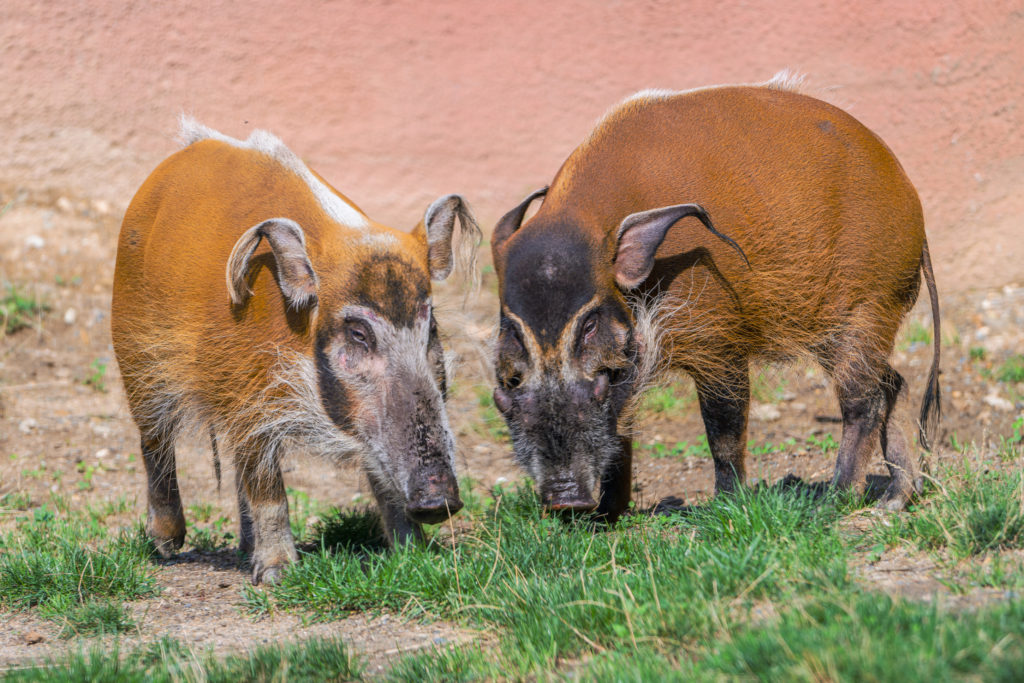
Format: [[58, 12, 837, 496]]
[[2, 1, 1022, 288]]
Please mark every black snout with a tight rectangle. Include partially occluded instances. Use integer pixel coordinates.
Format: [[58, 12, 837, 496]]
[[406, 471, 463, 524], [542, 479, 597, 513]]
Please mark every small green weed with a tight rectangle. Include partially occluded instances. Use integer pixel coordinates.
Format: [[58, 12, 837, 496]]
[[996, 354, 1024, 383], [188, 515, 235, 551], [639, 380, 697, 415], [187, 501, 216, 523], [83, 358, 108, 392], [288, 487, 329, 542], [0, 491, 32, 510], [806, 432, 840, 454], [751, 368, 789, 403], [997, 415, 1024, 462], [969, 346, 986, 361], [638, 435, 711, 458], [0, 283, 49, 334], [898, 319, 933, 350], [472, 385, 509, 442]]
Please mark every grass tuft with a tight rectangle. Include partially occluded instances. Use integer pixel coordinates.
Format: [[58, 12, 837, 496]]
[[0, 504, 158, 635], [0, 283, 50, 335], [5, 635, 363, 682], [996, 354, 1024, 383]]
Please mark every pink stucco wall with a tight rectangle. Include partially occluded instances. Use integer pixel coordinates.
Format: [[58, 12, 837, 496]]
[[2, 1, 1022, 288]]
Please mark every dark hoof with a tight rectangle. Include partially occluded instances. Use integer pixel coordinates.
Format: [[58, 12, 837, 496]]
[[150, 534, 185, 559], [252, 563, 286, 586], [249, 544, 298, 585]]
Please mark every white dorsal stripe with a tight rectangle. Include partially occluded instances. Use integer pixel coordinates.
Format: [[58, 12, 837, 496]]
[[590, 70, 806, 141], [177, 115, 370, 230]]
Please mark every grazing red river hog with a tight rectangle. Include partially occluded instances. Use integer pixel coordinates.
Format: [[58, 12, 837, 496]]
[[490, 76, 940, 519], [112, 119, 479, 583]]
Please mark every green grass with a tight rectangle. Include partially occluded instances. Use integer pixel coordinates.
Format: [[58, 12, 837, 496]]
[[639, 380, 697, 416], [472, 385, 509, 442], [872, 464, 1024, 561], [82, 358, 108, 393], [247, 481, 855, 676], [679, 591, 1024, 681], [995, 354, 1024, 383], [636, 432, 838, 460], [751, 368, 789, 404], [0, 283, 50, 335], [0, 501, 159, 637], [6, 459, 1024, 680], [4, 635, 363, 682], [898, 319, 933, 350]]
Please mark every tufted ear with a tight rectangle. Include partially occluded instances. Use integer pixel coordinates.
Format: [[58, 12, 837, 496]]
[[491, 187, 547, 255], [614, 203, 748, 289], [226, 218, 319, 308], [418, 194, 482, 281]]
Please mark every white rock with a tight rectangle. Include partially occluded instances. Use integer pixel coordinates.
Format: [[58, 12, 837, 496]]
[[751, 403, 782, 422], [95, 448, 110, 459], [63, 308, 77, 325], [56, 197, 74, 213], [91, 199, 111, 215], [495, 476, 509, 485], [24, 235, 45, 249], [18, 418, 38, 433], [983, 393, 1014, 412]]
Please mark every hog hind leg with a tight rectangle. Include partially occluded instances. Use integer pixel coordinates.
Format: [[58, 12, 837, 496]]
[[876, 364, 923, 510]]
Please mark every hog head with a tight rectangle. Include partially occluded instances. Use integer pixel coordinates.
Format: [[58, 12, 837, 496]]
[[490, 188, 738, 518], [229, 195, 479, 547]]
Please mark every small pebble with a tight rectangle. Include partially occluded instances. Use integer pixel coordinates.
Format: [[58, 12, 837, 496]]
[[63, 308, 77, 325], [25, 235, 45, 249], [983, 393, 1014, 412]]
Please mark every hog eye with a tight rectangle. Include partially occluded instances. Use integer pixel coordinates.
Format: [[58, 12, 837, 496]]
[[581, 313, 598, 343], [344, 318, 374, 352]]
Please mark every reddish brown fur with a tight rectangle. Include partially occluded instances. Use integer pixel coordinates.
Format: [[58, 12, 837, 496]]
[[491, 81, 940, 515], [113, 128, 476, 582]]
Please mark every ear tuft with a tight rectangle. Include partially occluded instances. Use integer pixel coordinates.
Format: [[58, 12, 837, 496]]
[[422, 194, 483, 283], [226, 218, 319, 309]]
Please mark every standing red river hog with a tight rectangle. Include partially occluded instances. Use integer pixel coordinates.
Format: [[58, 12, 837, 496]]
[[111, 118, 480, 583], [490, 74, 940, 519]]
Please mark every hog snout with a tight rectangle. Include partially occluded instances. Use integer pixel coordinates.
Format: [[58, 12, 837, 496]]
[[542, 478, 598, 513], [405, 469, 463, 524]]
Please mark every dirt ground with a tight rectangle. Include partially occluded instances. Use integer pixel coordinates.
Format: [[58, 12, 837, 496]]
[[1, 186, 1022, 671]]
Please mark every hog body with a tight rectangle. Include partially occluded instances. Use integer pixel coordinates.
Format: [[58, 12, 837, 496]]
[[490, 77, 940, 516], [112, 119, 478, 582]]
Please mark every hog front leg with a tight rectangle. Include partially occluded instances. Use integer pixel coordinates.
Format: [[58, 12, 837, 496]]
[[236, 446, 296, 585]]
